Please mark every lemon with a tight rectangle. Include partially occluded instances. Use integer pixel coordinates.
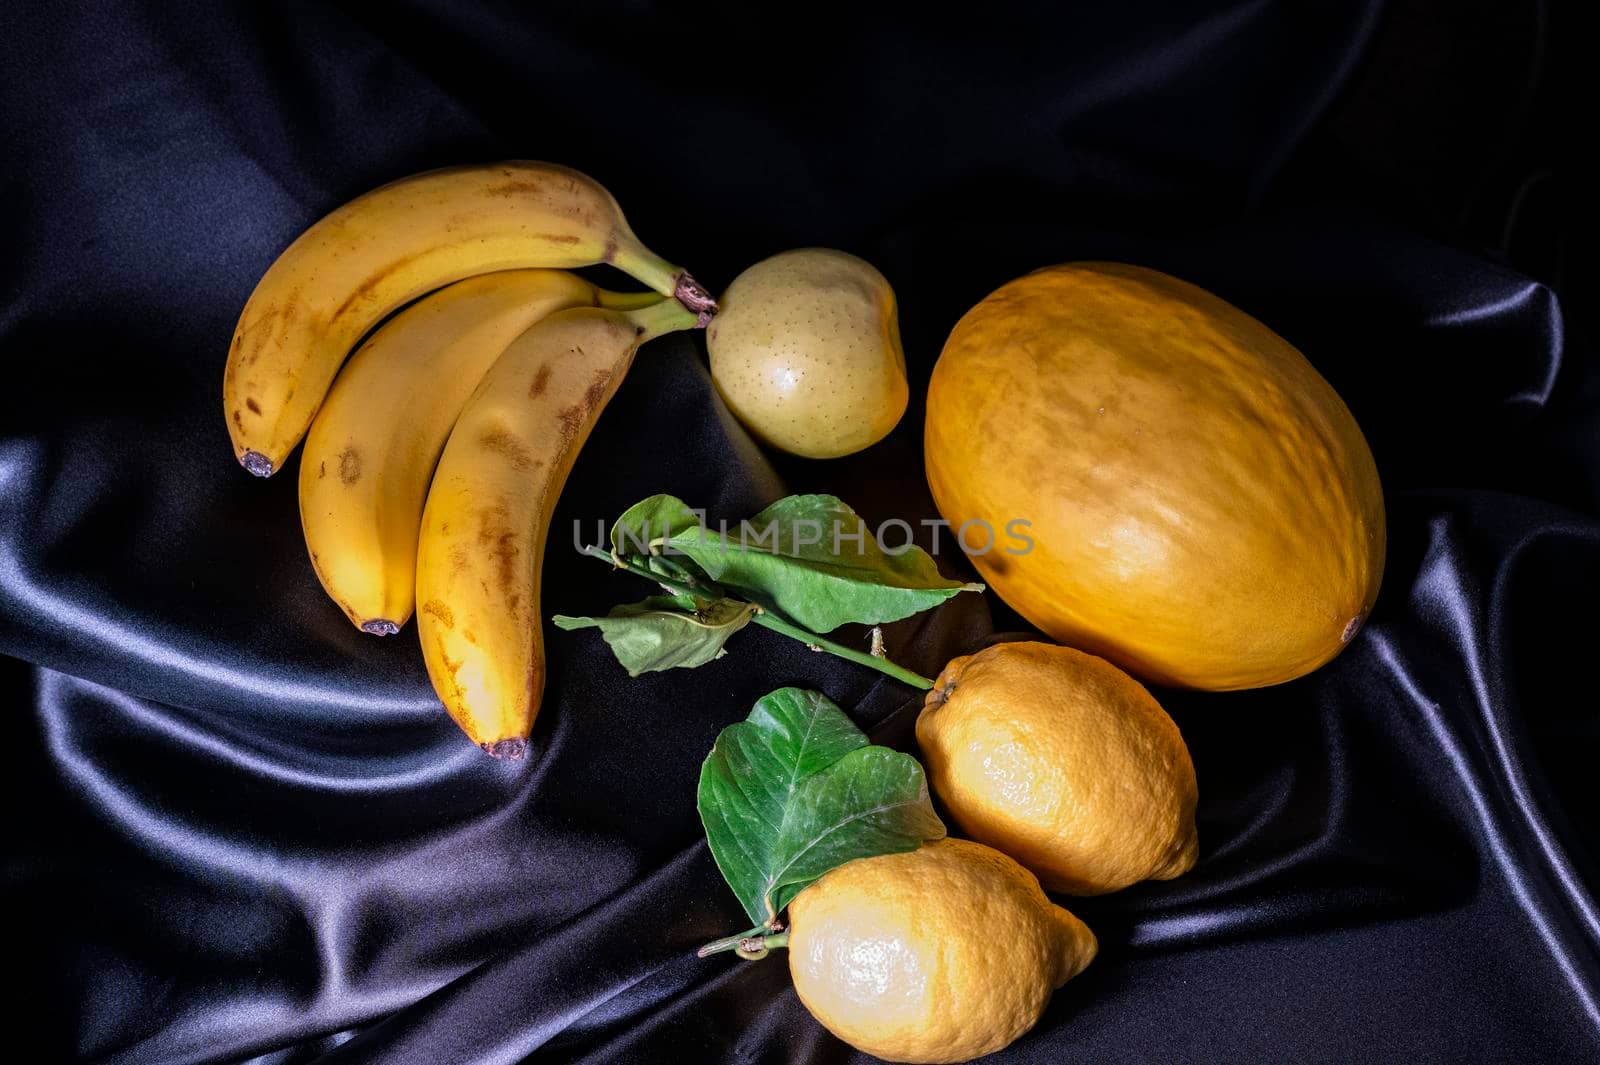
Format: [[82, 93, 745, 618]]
[[787, 838, 1096, 1064], [916, 641, 1199, 895]]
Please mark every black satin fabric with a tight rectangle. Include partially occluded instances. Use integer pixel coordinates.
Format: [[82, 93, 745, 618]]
[[4, 2, 1597, 1062]]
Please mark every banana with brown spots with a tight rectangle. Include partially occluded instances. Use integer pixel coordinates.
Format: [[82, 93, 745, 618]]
[[223, 161, 714, 478], [298, 270, 662, 636], [415, 298, 698, 757]]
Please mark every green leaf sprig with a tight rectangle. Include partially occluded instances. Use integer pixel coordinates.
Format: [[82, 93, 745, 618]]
[[554, 594, 757, 673], [554, 494, 983, 689], [694, 688, 946, 959]]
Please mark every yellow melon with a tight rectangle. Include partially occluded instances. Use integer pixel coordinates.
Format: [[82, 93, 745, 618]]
[[924, 263, 1384, 689]]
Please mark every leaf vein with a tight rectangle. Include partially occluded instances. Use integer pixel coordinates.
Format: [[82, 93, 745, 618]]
[[763, 793, 922, 900]]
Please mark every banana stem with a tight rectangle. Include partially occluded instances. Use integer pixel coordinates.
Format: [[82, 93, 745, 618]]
[[609, 238, 716, 326], [607, 236, 679, 296], [595, 289, 671, 312], [580, 546, 936, 690], [626, 298, 701, 342]]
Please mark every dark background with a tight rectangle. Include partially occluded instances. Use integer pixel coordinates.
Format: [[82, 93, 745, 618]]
[[3, 1, 1597, 1062]]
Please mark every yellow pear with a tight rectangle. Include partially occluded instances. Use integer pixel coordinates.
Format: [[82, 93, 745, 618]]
[[708, 248, 907, 458]]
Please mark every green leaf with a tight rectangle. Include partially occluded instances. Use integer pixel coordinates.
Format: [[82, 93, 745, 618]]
[[610, 494, 705, 556], [663, 495, 980, 633], [553, 596, 756, 676], [697, 687, 946, 926]]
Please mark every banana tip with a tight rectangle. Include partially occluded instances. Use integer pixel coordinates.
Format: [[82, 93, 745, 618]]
[[361, 619, 401, 636], [482, 738, 528, 760], [240, 450, 274, 478]]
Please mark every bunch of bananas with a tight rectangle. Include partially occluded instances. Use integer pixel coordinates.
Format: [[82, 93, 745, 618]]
[[223, 162, 714, 758]]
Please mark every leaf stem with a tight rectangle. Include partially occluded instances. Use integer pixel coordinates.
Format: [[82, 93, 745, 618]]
[[755, 613, 934, 690], [584, 544, 701, 596], [697, 927, 792, 959], [581, 546, 935, 689]]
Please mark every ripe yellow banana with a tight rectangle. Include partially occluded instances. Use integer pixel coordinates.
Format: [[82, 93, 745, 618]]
[[224, 161, 714, 477], [416, 298, 697, 757], [298, 269, 662, 636]]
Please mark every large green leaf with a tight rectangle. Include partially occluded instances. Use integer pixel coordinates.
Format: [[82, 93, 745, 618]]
[[663, 495, 980, 633], [552, 595, 756, 676], [697, 687, 946, 926]]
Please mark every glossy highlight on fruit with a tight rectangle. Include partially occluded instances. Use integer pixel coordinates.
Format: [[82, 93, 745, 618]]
[[708, 248, 907, 458], [788, 838, 1097, 1064], [925, 263, 1385, 690]]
